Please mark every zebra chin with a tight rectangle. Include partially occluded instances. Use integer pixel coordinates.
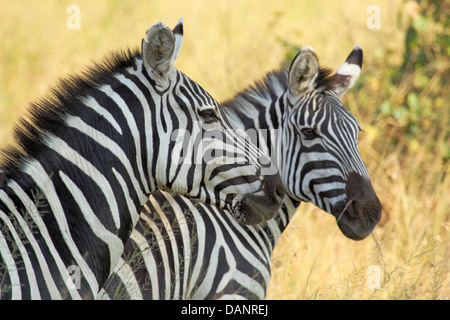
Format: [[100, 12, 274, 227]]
[[333, 202, 381, 240], [231, 174, 285, 225]]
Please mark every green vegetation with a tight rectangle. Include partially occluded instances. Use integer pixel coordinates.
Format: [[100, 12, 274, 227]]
[[268, 0, 449, 299]]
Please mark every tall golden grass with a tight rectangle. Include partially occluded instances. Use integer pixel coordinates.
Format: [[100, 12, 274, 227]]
[[0, 0, 447, 299]]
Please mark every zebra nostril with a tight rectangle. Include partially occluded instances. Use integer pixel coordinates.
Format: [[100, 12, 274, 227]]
[[275, 185, 285, 200]]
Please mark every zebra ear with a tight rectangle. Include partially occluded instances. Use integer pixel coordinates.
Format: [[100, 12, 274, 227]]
[[141, 21, 176, 80], [288, 46, 319, 96], [332, 46, 363, 98], [172, 17, 184, 62]]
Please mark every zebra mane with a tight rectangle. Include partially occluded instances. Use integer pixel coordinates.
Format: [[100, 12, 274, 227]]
[[223, 65, 337, 108], [314, 67, 338, 92], [0, 48, 140, 177], [222, 69, 287, 110]]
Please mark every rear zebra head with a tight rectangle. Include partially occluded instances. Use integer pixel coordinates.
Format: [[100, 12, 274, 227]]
[[280, 46, 381, 240], [142, 19, 284, 224]]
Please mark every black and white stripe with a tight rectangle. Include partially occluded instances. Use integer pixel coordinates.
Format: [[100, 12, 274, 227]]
[[0, 19, 284, 300], [98, 46, 382, 300], [97, 45, 382, 300]]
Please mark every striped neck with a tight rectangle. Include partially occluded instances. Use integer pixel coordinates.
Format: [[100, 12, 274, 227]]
[[222, 69, 300, 232], [0, 51, 160, 299]]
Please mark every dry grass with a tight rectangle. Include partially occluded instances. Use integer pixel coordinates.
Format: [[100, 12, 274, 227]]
[[267, 138, 450, 299], [0, 0, 403, 144], [0, 0, 447, 300]]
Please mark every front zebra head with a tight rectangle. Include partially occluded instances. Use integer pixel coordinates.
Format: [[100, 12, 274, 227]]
[[141, 19, 284, 225], [280, 46, 381, 240]]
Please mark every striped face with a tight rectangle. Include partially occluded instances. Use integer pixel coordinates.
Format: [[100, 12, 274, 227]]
[[142, 20, 284, 225], [283, 92, 368, 208], [280, 46, 381, 240]]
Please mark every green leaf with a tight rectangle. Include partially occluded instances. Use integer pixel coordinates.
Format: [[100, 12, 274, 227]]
[[407, 92, 420, 112], [380, 100, 391, 115], [412, 15, 429, 33]]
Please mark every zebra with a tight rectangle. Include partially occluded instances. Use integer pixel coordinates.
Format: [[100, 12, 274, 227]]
[[98, 45, 382, 299], [0, 19, 285, 300], [98, 45, 382, 300]]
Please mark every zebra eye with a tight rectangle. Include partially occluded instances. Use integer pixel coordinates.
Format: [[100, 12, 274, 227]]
[[199, 109, 218, 123], [301, 128, 318, 140]]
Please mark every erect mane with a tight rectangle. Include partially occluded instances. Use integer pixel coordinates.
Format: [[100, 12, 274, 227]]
[[0, 48, 141, 178], [314, 67, 342, 93], [221, 69, 288, 115], [222, 64, 340, 113], [242, 68, 290, 103]]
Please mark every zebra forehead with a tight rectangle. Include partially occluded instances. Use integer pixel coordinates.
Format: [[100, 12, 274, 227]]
[[330, 103, 361, 130], [304, 93, 360, 127], [178, 72, 219, 107]]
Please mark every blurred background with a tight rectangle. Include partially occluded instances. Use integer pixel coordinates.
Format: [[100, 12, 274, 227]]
[[0, 0, 448, 299]]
